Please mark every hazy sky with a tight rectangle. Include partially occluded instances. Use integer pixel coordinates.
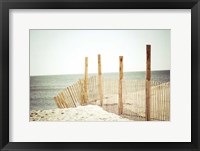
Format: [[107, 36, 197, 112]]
[[30, 30, 170, 76]]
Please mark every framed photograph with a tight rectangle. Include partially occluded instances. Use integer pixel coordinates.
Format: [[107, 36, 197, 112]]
[[0, 0, 199, 151]]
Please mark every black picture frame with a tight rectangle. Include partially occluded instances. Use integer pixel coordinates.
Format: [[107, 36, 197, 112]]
[[0, 0, 199, 151]]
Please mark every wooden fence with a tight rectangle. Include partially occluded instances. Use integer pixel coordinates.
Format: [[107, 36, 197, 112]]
[[54, 76, 170, 121], [53, 45, 170, 121]]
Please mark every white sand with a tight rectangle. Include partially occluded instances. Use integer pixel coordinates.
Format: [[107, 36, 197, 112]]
[[30, 105, 130, 122]]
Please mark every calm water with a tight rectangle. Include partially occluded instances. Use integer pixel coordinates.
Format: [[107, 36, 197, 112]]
[[30, 70, 170, 110]]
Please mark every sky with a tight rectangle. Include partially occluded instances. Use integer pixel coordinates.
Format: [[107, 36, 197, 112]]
[[30, 30, 170, 76]]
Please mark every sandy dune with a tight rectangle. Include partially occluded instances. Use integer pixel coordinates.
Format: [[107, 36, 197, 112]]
[[30, 105, 130, 122]]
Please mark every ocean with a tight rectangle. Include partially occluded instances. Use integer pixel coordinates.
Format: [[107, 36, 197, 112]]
[[30, 70, 170, 110]]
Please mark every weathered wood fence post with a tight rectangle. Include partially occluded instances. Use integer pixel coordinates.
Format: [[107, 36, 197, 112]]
[[146, 45, 151, 121], [98, 54, 103, 106], [84, 57, 88, 104], [118, 56, 123, 115]]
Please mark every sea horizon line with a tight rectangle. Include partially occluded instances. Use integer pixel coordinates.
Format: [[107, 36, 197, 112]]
[[30, 69, 170, 77]]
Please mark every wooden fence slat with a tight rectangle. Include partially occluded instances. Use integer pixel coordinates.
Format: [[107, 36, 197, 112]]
[[71, 85, 80, 106], [53, 96, 61, 108], [61, 92, 68, 108], [70, 85, 77, 102], [59, 93, 66, 108], [64, 88, 74, 108], [56, 95, 61, 108], [67, 87, 76, 107], [73, 83, 80, 103], [58, 93, 65, 108], [74, 83, 81, 103], [63, 89, 70, 107]]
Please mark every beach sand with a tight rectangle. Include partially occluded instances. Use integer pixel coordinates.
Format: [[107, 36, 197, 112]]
[[30, 105, 130, 122]]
